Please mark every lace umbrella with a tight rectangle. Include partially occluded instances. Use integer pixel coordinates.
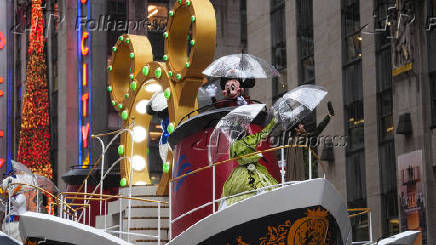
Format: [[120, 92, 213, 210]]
[[202, 53, 280, 79], [208, 104, 267, 166], [271, 84, 328, 129]]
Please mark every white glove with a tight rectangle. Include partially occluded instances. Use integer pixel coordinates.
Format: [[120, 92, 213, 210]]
[[204, 84, 217, 97], [150, 91, 168, 112]]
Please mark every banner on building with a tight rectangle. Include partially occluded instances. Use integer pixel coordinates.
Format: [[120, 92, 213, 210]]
[[397, 150, 427, 244]]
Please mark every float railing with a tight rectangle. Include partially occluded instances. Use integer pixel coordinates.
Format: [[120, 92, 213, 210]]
[[68, 122, 136, 242], [6, 182, 78, 221], [168, 144, 325, 240], [3, 181, 168, 244], [60, 191, 168, 243]]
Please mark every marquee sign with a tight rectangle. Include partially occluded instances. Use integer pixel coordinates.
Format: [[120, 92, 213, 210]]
[[78, 0, 91, 168], [0, 29, 6, 169]]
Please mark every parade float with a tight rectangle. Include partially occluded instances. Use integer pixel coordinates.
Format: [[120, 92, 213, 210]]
[[0, 0, 421, 244]]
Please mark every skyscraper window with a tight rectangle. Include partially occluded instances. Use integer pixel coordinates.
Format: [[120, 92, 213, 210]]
[[270, 0, 287, 99]]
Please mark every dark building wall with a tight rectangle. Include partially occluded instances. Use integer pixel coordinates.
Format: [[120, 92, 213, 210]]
[[57, 0, 79, 189], [0, 0, 10, 175], [89, 0, 109, 164]]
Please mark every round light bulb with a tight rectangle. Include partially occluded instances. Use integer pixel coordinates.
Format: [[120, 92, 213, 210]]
[[132, 126, 147, 143], [144, 83, 162, 93], [132, 155, 146, 171], [135, 100, 149, 114]]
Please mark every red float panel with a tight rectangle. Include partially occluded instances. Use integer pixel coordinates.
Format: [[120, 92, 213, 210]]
[[171, 123, 280, 237]]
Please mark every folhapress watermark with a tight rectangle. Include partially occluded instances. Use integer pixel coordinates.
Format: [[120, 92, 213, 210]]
[[76, 15, 167, 32]]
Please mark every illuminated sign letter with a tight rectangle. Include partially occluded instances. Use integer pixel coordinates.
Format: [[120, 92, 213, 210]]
[[82, 93, 89, 117], [82, 63, 88, 87], [0, 32, 5, 50], [81, 32, 89, 56], [82, 123, 90, 148]]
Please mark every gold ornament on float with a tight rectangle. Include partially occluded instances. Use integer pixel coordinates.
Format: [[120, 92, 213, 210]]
[[107, 0, 216, 193]]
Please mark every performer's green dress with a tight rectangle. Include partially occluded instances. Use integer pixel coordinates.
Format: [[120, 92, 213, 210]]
[[221, 119, 278, 206]]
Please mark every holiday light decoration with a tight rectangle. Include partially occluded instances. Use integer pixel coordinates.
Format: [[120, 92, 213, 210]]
[[17, 0, 53, 179]]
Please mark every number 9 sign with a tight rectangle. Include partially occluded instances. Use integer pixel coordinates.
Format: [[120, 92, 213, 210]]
[[107, 0, 216, 189]]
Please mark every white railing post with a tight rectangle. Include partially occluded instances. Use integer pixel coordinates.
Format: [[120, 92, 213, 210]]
[[169, 181, 172, 241], [158, 202, 161, 245], [127, 124, 134, 243], [369, 211, 373, 243], [59, 194, 64, 218], [83, 207, 86, 225], [308, 147, 312, 180], [104, 200, 107, 231], [36, 189, 39, 213], [84, 179, 87, 225], [280, 134, 285, 185], [119, 198, 122, 239], [212, 164, 216, 213], [7, 189, 11, 236], [127, 172, 132, 243], [88, 201, 91, 227], [95, 137, 105, 216]]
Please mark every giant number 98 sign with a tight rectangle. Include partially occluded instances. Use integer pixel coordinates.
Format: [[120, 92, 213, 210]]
[[107, 0, 216, 190]]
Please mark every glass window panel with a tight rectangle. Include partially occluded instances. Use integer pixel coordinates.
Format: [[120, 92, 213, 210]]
[[379, 141, 398, 236], [301, 56, 315, 83], [271, 6, 287, 70], [380, 91, 393, 115], [343, 63, 364, 150], [346, 150, 367, 207], [433, 0, 436, 14], [240, 0, 247, 47], [376, 48, 393, 92], [375, 12, 398, 235], [343, 0, 361, 35], [342, 4, 367, 236], [431, 75, 436, 126], [297, 0, 315, 84], [271, 0, 285, 10], [346, 34, 362, 61], [343, 64, 364, 106]]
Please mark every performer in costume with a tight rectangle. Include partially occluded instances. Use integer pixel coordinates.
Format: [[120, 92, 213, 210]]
[[205, 77, 255, 108], [1, 175, 26, 242], [286, 101, 335, 181], [146, 91, 171, 165], [221, 116, 279, 208]]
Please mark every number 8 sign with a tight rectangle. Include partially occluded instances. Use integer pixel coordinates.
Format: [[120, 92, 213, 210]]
[[107, 0, 216, 189]]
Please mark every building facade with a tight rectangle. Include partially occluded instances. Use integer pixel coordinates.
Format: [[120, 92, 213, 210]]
[[247, 0, 436, 243], [6, 0, 245, 188]]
